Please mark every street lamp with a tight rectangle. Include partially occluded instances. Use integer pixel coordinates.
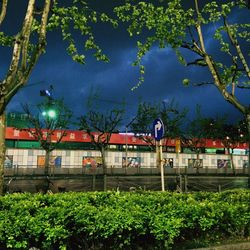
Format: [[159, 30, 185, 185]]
[[40, 85, 57, 121], [42, 109, 57, 119], [40, 85, 53, 99]]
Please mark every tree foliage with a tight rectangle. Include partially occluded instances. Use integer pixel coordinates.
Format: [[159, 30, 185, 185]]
[[0, 190, 249, 249], [114, 0, 250, 114], [0, 0, 117, 114], [78, 107, 124, 190], [22, 96, 73, 152], [129, 100, 186, 148], [78, 108, 124, 151], [182, 106, 215, 156], [21, 94, 72, 180], [0, 0, 115, 195], [115, 0, 250, 181]]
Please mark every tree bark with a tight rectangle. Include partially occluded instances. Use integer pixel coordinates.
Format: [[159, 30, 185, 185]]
[[246, 114, 250, 188], [43, 149, 51, 192], [101, 146, 107, 191], [195, 151, 200, 173], [44, 150, 50, 176], [194, 0, 247, 115], [0, 0, 8, 25], [228, 150, 235, 174], [0, 113, 6, 195]]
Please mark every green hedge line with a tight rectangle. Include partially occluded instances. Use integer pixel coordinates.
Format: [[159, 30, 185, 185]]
[[0, 189, 249, 249]]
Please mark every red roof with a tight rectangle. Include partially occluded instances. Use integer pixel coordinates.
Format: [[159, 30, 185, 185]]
[[5, 127, 248, 149]]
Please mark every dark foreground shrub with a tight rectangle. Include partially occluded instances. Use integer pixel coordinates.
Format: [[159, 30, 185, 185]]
[[0, 189, 249, 249]]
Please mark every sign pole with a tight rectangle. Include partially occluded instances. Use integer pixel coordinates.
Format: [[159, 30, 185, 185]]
[[153, 118, 165, 191], [158, 139, 165, 191]]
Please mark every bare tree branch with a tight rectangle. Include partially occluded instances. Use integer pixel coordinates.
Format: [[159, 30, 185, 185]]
[[0, 0, 8, 25], [224, 17, 250, 79], [192, 82, 214, 86], [4, 0, 51, 108], [187, 58, 207, 67], [193, 0, 246, 114], [236, 85, 250, 89]]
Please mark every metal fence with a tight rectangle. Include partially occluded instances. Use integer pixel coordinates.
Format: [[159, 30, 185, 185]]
[[4, 165, 249, 177]]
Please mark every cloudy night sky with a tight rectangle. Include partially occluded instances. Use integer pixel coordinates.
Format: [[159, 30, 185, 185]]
[[1, 0, 250, 127]]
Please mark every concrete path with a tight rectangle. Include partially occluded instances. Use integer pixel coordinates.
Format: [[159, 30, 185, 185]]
[[190, 241, 250, 250]]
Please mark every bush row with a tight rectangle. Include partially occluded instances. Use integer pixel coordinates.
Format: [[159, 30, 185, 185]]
[[0, 189, 249, 249]]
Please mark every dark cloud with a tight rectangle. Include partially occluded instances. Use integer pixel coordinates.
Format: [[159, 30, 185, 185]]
[[2, 0, 249, 127]]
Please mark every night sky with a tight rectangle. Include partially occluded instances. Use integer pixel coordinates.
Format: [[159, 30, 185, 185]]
[[1, 1, 250, 127]]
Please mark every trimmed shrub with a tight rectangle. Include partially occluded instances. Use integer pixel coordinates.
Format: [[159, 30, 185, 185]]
[[0, 189, 248, 249]]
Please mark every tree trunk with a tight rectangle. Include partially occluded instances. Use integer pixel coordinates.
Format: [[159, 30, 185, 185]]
[[196, 151, 200, 161], [0, 113, 6, 195], [229, 149, 235, 174], [101, 147, 107, 191], [195, 150, 200, 173], [44, 150, 50, 176], [246, 114, 250, 188], [43, 149, 50, 192]]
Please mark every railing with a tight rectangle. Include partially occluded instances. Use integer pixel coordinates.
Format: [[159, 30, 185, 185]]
[[4, 166, 249, 177]]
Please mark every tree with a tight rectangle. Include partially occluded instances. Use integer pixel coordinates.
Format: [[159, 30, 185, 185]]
[[0, 0, 116, 194], [182, 107, 230, 170], [129, 100, 186, 169], [114, 0, 250, 183], [129, 101, 160, 149], [21, 93, 72, 191], [78, 108, 124, 191], [204, 117, 246, 173], [182, 106, 208, 169], [129, 100, 186, 145]]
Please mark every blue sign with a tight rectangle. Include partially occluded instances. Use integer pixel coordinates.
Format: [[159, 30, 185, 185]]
[[152, 118, 164, 141]]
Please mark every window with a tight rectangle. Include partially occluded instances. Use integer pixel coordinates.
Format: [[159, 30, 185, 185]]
[[21, 114, 28, 120], [51, 156, 62, 168], [4, 155, 13, 168], [217, 159, 231, 169], [163, 158, 174, 168], [37, 155, 62, 168], [28, 150, 34, 156], [243, 160, 248, 168], [188, 159, 203, 168], [82, 156, 102, 168], [37, 155, 45, 168], [122, 157, 141, 168]]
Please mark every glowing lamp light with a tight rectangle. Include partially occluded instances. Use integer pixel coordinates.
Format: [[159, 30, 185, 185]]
[[42, 109, 56, 118], [40, 89, 51, 97], [48, 109, 56, 118]]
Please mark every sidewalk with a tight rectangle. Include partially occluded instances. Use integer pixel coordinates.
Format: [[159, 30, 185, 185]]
[[190, 241, 250, 250]]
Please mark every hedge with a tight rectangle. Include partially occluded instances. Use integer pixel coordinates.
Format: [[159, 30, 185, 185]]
[[0, 189, 249, 249]]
